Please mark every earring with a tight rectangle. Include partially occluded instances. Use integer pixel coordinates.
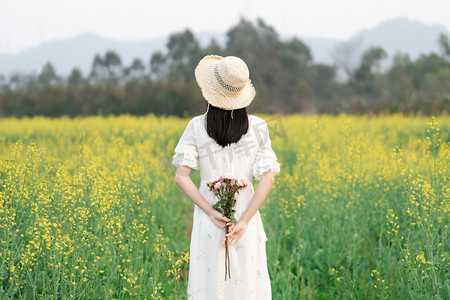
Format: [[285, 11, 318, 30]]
[[231, 109, 234, 119], [206, 103, 210, 113]]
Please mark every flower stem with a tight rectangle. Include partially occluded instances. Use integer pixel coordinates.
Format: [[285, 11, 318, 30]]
[[225, 226, 229, 280]]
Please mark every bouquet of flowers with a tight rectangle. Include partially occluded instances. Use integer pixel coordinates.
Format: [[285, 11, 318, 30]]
[[207, 174, 249, 280]]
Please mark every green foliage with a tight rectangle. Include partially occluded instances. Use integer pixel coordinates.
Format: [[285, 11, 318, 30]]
[[351, 46, 387, 96], [38, 62, 59, 86], [0, 20, 450, 117], [207, 177, 247, 224], [438, 33, 450, 62], [0, 114, 449, 298]]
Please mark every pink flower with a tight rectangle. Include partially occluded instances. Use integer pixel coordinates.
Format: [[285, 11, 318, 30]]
[[230, 179, 235, 185], [214, 182, 222, 190], [241, 177, 250, 187]]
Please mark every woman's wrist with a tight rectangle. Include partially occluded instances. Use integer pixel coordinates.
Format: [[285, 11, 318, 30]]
[[238, 214, 251, 225], [204, 205, 215, 217]]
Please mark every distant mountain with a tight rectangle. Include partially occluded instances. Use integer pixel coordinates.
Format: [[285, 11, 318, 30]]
[[0, 18, 448, 76], [349, 18, 449, 62], [0, 31, 226, 77], [300, 18, 450, 66], [0, 32, 167, 76]]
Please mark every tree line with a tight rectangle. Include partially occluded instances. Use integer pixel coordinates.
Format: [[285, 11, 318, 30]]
[[0, 18, 449, 117]]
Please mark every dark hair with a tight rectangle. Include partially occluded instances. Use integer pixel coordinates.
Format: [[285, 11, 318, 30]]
[[205, 103, 249, 147]]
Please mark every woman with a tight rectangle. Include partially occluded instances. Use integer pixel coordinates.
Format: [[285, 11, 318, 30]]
[[173, 55, 280, 299]]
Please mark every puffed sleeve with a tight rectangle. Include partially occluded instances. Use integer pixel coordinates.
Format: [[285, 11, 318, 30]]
[[253, 120, 281, 180], [172, 119, 200, 170]]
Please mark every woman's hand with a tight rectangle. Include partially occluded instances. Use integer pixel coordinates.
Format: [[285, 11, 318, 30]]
[[208, 210, 231, 229], [222, 221, 248, 247]]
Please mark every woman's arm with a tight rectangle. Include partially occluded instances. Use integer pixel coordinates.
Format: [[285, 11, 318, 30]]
[[174, 165, 230, 229], [224, 170, 274, 246]]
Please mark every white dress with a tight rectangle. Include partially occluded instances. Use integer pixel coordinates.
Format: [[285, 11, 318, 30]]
[[172, 113, 280, 300]]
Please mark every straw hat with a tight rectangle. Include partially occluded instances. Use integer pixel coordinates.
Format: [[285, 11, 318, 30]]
[[195, 55, 255, 110]]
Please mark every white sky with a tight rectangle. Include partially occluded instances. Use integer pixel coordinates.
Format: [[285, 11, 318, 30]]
[[1, 0, 449, 54]]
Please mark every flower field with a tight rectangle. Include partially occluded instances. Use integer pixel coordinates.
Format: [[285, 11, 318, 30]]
[[0, 114, 449, 299]]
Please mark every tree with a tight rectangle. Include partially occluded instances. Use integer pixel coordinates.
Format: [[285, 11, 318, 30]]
[[103, 50, 123, 84], [352, 46, 387, 96], [38, 62, 58, 86], [225, 18, 317, 113], [420, 68, 450, 113], [88, 51, 123, 85], [89, 54, 108, 85], [8, 72, 25, 90], [438, 33, 450, 63], [412, 53, 447, 89], [2, 17, 449, 117], [150, 51, 167, 81], [332, 37, 363, 81], [125, 58, 146, 82], [356, 46, 387, 76], [165, 29, 201, 83], [203, 38, 223, 56], [282, 37, 312, 64], [68, 68, 84, 87], [226, 18, 260, 59], [226, 18, 281, 111], [277, 37, 313, 112], [387, 52, 414, 112], [0, 73, 6, 91], [310, 64, 338, 101]]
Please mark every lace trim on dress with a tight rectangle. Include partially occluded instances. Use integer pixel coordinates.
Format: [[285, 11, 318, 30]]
[[173, 152, 200, 170], [252, 151, 280, 180]]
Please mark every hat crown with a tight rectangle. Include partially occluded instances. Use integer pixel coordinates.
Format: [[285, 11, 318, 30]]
[[194, 54, 255, 110], [215, 56, 249, 89]]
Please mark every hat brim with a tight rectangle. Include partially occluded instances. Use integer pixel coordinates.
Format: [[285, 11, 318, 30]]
[[195, 55, 255, 110]]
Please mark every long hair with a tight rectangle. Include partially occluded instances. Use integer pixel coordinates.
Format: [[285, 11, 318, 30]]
[[205, 103, 249, 147]]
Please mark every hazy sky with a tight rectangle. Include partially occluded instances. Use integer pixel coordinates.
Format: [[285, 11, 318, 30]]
[[1, 0, 449, 54]]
